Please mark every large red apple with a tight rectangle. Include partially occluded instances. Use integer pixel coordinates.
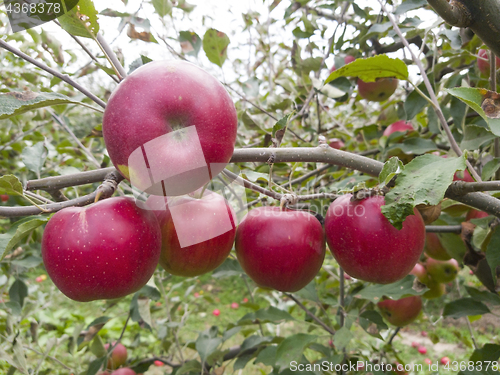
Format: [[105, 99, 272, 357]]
[[102, 60, 237, 196], [424, 233, 451, 261], [425, 258, 459, 283], [235, 207, 325, 292], [357, 77, 398, 102], [146, 190, 236, 277], [477, 49, 500, 76], [41, 197, 161, 302], [325, 194, 425, 284], [377, 296, 422, 327], [105, 342, 128, 370], [383, 120, 414, 137], [0, 194, 8, 202]]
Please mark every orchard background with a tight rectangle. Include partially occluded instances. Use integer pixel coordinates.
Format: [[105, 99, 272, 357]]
[[1, 0, 500, 374]]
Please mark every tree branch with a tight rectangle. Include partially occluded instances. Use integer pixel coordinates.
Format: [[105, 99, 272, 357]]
[[0, 39, 106, 109], [285, 293, 336, 335], [427, 0, 500, 58], [425, 225, 462, 233]]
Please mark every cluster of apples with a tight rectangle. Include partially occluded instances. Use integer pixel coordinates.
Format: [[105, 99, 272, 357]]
[[40, 60, 428, 309]]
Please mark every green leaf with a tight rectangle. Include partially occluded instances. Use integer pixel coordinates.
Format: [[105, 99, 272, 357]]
[[203, 28, 229, 67], [86, 356, 107, 375], [0, 91, 100, 120], [212, 258, 243, 278], [443, 298, 491, 319], [461, 125, 496, 151], [10, 255, 43, 268], [355, 276, 425, 302], [179, 31, 202, 56], [196, 332, 222, 362], [382, 154, 466, 229], [333, 326, 353, 351], [128, 55, 153, 74], [0, 217, 48, 261], [176, 360, 202, 375], [239, 111, 263, 132], [394, 0, 428, 15], [379, 157, 404, 186], [275, 334, 317, 370], [90, 335, 106, 358], [294, 281, 319, 302], [386, 138, 438, 155], [359, 310, 388, 339], [486, 226, 500, 282], [12, 339, 29, 375], [469, 344, 500, 363], [86, 316, 112, 329], [254, 345, 277, 366], [58, 0, 100, 38], [0, 175, 24, 196], [465, 286, 500, 305], [21, 141, 48, 176], [404, 83, 429, 120], [325, 55, 408, 84], [273, 113, 292, 139], [152, 0, 173, 17], [239, 306, 294, 325], [9, 279, 28, 308], [446, 87, 500, 136], [482, 158, 500, 181]]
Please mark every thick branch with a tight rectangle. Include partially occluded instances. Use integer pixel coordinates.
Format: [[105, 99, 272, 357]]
[[25, 167, 115, 191], [427, 0, 500, 58], [425, 225, 462, 233], [426, 0, 471, 28], [448, 180, 500, 195]]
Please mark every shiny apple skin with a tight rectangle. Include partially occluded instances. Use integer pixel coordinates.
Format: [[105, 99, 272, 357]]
[[235, 207, 326, 292], [41, 197, 161, 302], [424, 233, 451, 261], [383, 120, 414, 137], [102, 60, 237, 195], [147, 191, 237, 277], [357, 77, 398, 102], [377, 296, 422, 327], [477, 49, 500, 76], [325, 194, 425, 284]]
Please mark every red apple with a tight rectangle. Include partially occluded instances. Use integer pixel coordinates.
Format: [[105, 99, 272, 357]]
[[41, 197, 161, 302], [154, 360, 164, 366], [235, 207, 326, 292], [212, 309, 221, 316], [102, 60, 238, 196], [325, 194, 425, 284], [105, 342, 127, 370], [0, 195, 8, 202], [424, 233, 451, 260], [477, 49, 500, 76], [425, 258, 459, 283], [424, 358, 432, 365], [230, 302, 239, 309], [242, 297, 249, 303], [411, 341, 419, 348], [441, 356, 450, 365], [147, 190, 236, 277], [466, 209, 489, 221], [328, 138, 345, 149], [453, 169, 474, 182], [383, 120, 414, 137], [421, 331, 428, 337], [418, 346, 427, 354], [357, 77, 398, 102], [110, 369, 136, 375], [377, 296, 422, 327]]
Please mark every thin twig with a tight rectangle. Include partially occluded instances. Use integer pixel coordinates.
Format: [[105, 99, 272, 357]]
[[0, 39, 106, 109], [285, 293, 335, 335], [96, 33, 127, 79], [388, 327, 401, 345], [454, 278, 478, 350]]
